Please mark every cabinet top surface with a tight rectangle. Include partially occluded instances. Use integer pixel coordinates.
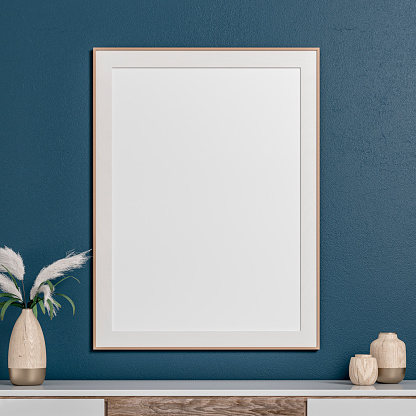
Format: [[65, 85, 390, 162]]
[[1, 380, 416, 397]]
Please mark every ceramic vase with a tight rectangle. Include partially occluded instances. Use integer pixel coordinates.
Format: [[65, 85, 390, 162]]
[[8, 309, 46, 386], [370, 332, 406, 383], [349, 354, 378, 386]]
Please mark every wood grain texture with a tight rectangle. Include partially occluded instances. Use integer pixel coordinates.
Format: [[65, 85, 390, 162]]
[[3, 396, 416, 400], [8, 309, 46, 368], [349, 355, 378, 386], [370, 333, 406, 368], [107, 397, 306, 416]]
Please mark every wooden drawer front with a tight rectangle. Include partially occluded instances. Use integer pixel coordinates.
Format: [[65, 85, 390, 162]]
[[108, 397, 306, 416], [308, 399, 416, 416], [0, 399, 104, 415]]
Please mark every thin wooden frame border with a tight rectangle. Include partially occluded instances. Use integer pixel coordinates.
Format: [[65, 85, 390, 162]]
[[93, 47, 320, 350]]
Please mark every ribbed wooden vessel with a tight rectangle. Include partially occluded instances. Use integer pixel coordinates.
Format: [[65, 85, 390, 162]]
[[8, 309, 47, 385], [370, 332, 406, 383], [349, 354, 378, 386]]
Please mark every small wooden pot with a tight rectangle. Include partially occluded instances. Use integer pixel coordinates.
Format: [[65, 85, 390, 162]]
[[8, 309, 46, 386], [349, 354, 378, 386], [370, 332, 406, 384]]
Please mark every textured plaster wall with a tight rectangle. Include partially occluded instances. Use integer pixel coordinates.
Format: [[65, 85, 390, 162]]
[[1, 0, 416, 379]]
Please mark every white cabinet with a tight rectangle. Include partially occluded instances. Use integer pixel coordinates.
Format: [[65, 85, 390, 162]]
[[308, 399, 416, 416], [0, 399, 104, 415]]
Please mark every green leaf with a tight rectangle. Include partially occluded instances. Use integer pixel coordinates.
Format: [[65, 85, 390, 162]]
[[55, 293, 76, 315], [54, 276, 80, 287], [1, 298, 16, 321], [0, 295, 23, 309], [45, 280, 54, 291], [53, 299, 61, 308], [0, 300, 24, 308], [33, 304, 38, 319], [1, 265, 20, 291], [47, 299, 54, 320], [2, 300, 22, 307], [0, 293, 19, 300], [39, 299, 46, 314]]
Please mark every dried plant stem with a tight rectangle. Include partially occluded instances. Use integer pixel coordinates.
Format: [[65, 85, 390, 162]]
[[21, 279, 27, 307]]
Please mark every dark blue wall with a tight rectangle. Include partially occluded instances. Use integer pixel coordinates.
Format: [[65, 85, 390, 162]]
[[1, 0, 416, 380]]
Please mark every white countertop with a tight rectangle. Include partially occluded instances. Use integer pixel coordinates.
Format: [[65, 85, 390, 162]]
[[1, 380, 416, 397]]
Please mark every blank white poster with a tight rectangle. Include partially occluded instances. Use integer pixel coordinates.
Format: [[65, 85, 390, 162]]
[[111, 67, 301, 332]]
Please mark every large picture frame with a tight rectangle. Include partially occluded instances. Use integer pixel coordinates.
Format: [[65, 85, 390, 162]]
[[93, 48, 320, 350]]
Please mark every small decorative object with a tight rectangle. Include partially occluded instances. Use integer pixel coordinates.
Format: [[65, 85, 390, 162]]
[[0, 246, 90, 385], [370, 332, 406, 383], [8, 309, 46, 386], [349, 354, 378, 386]]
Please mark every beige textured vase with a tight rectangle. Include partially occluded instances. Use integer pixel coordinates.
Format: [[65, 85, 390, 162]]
[[8, 309, 46, 386], [349, 354, 378, 386], [370, 332, 406, 384]]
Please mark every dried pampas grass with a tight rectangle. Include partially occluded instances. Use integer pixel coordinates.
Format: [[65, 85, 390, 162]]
[[38, 284, 60, 316], [30, 250, 90, 300], [0, 273, 23, 301], [0, 246, 25, 281], [0, 246, 90, 321]]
